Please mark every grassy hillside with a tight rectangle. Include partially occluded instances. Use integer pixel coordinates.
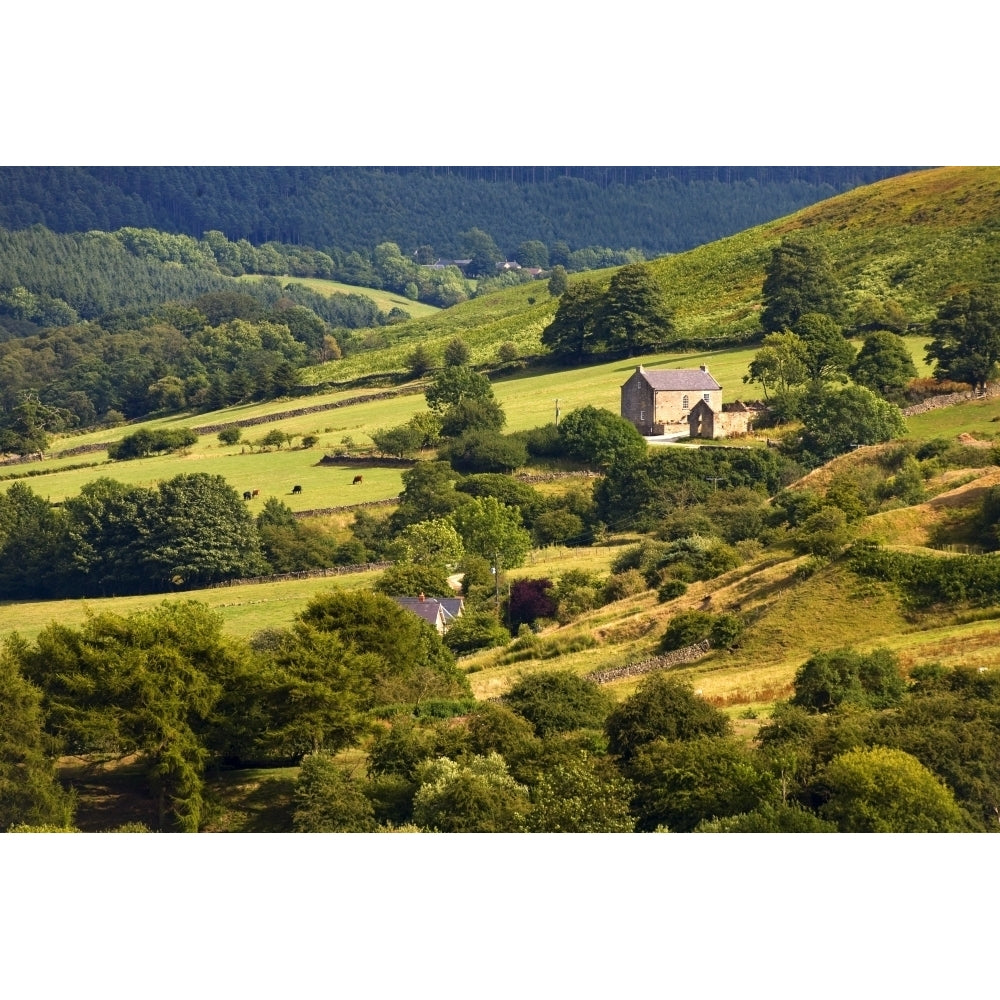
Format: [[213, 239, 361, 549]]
[[301, 166, 1000, 384], [238, 274, 442, 320], [7, 166, 1000, 718]]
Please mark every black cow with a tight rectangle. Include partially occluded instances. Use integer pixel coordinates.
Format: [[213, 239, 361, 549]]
[[243, 491, 252, 501], [352, 475, 363, 485], [292, 484, 302, 494]]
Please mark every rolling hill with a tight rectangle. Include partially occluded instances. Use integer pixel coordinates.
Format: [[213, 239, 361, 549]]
[[5, 166, 1000, 708], [303, 166, 1000, 383]]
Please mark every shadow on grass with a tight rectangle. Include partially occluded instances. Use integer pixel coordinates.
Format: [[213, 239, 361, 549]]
[[204, 768, 299, 833]]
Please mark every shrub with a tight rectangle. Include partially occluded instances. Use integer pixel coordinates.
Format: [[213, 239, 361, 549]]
[[792, 506, 854, 557], [507, 578, 557, 630], [108, 427, 198, 460], [412, 754, 530, 832], [657, 579, 688, 602], [443, 611, 511, 655], [505, 669, 613, 736], [521, 423, 564, 459], [217, 426, 241, 446], [292, 753, 377, 832], [603, 569, 648, 603], [605, 673, 731, 760], [658, 610, 714, 652], [818, 746, 972, 832], [533, 509, 585, 546], [790, 646, 905, 713]]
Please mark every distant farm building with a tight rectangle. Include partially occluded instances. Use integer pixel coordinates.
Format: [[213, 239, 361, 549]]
[[620, 364, 756, 439]]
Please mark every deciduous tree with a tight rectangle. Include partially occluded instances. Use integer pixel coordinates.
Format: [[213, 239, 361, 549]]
[[597, 263, 674, 355], [540, 279, 604, 362], [0, 642, 76, 831], [558, 405, 647, 471], [798, 384, 906, 462], [819, 746, 971, 832], [761, 237, 845, 333], [925, 285, 1000, 391], [851, 330, 917, 398], [504, 670, 612, 737], [605, 673, 730, 760]]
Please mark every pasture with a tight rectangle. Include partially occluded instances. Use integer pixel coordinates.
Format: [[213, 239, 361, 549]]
[[0, 436, 409, 510], [238, 274, 442, 320], [0, 567, 386, 644]]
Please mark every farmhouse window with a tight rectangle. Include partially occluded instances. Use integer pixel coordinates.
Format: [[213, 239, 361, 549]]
[[640, 410, 645, 421], [682, 394, 689, 410], [703, 393, 711, 403]]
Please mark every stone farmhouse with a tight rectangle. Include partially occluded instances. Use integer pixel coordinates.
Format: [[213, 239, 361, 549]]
[[620, 364, 755, 439]]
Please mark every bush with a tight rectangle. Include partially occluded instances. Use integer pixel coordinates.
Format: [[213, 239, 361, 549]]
[[521, 423, 564, 459], [445, 430, 527, 474], [108, 427, 198, 460], [658, 610, 714, 652], [217, 426, 241, 446], [818, 746, 972, 832], [657, 579, 688, 602], [603, 569, 648, 603], [793, 506, 854, 557], [532, 509, 585, 546], [605, 673, 730, 760], [505, 670, 613, 737], [507, 578, 557, 630], [442, 611, 511, 655], [790, 646, 906, 713], [292, 753, 377, 832]]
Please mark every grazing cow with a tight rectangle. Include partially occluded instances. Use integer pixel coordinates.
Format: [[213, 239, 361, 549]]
[[352, 474, 363, 485], [252, 489, 260, 498], [243, 491, 252, 501], [292, 484, 302, 494]]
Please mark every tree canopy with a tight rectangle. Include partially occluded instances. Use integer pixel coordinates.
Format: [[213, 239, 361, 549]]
[[925, 285, 1000, 391], [761, 237, 845, 333]]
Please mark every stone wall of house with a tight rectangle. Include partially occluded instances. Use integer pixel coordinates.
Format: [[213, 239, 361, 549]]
[[620, 371, 657, 434]]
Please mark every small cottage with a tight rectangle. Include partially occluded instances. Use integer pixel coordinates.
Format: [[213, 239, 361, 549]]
[[391, 594, 464, 634]]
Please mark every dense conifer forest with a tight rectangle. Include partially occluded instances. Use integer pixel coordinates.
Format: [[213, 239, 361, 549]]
[[0, 166, 921, 257]]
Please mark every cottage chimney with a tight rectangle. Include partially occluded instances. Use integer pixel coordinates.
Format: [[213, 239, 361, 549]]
[[418, 592, 425, 602], [700, 365, 707, 372]]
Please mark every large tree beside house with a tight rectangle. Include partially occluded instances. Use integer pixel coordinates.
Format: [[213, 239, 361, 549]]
[[761, 237, 846, 334], [598, 263, 675, 355]]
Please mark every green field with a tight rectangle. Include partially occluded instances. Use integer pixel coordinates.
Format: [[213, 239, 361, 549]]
[[0, 567, 385, 644], [1, 334, 940, 508], [5, 166, 999, 718], [238, 274, 442, 320]]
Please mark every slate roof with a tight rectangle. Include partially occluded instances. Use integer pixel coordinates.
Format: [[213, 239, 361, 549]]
[[637, 367, 722, 392], [392, 595, 464, 633]]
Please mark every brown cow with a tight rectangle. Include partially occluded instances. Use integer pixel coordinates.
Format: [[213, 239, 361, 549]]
[[252, 488, 260, 498], [352, 475, 363, 485]]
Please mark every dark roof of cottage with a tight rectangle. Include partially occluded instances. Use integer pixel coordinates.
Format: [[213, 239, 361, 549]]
[[631, 366, 722, 392], [391, 595, 464, 627], [392, 596, 447, 627], [437, 597, 465, 621]]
